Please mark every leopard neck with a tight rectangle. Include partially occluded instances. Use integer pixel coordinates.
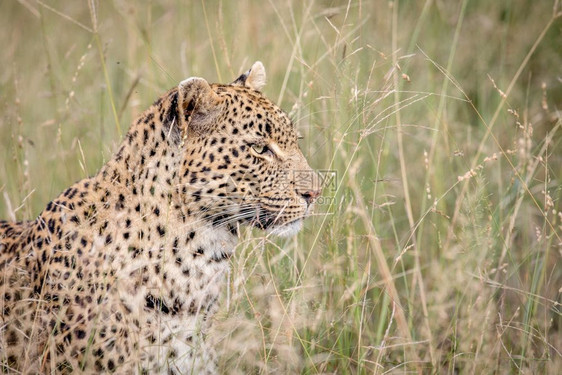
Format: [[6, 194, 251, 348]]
[[95, 98, 186, 211], [71, 103, 239, 312]]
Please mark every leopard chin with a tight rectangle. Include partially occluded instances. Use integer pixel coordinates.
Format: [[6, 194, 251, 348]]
[[267, 219, 303, 237]]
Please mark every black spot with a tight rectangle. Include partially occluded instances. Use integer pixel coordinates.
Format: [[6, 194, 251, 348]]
[[145, 293, 170, 314], [107, 359, 115, 372], [6, 330, 18, 346], [193, 191, 201, 202], [156, 225, 166, 237], [47, 218, 56, 234], [129, 246, 143, 258], [187, 231, 196, 243], [95, 360, 105, 372], [76, 330, 86, 339], [144, 112, 155, 124], [188, 301, 198, 315], [193, 247, 205, 257]]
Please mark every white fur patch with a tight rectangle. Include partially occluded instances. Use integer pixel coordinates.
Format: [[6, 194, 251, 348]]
[[268, 219, 303, 237]]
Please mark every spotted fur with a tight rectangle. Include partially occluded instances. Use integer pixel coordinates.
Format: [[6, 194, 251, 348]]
[[0, 62, 320, 374]]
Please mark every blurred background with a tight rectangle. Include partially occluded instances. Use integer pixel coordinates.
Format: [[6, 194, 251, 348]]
[[1, 1, 561, 373]]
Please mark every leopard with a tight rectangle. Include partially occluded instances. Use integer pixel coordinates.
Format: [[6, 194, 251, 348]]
[[0, 61, 321, 374]]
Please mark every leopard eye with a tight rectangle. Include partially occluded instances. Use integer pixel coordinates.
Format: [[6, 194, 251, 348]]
[[249, 143, 274, 159], [251, 144, 267, 154]]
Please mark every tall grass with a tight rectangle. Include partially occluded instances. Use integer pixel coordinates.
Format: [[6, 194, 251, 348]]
[[1, 0, 561, 373]]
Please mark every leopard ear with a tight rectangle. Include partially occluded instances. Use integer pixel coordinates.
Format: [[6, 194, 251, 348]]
[[177, 77, 222, 135], [232, 61, 266, 91]]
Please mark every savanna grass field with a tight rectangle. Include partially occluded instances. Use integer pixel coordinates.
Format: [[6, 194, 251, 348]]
[[1, 0, 562, 373]]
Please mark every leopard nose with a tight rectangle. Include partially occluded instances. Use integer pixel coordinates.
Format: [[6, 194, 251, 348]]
[[299, 189, 321, 205]]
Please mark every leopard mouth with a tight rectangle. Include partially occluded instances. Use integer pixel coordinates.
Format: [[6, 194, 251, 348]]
[[215, 199, 306, 234], [249, 204, 305, 234], [252, 208, 277, 230]]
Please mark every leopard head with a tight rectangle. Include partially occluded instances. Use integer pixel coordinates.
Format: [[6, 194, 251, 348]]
[[176, 62, 320, 236]]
